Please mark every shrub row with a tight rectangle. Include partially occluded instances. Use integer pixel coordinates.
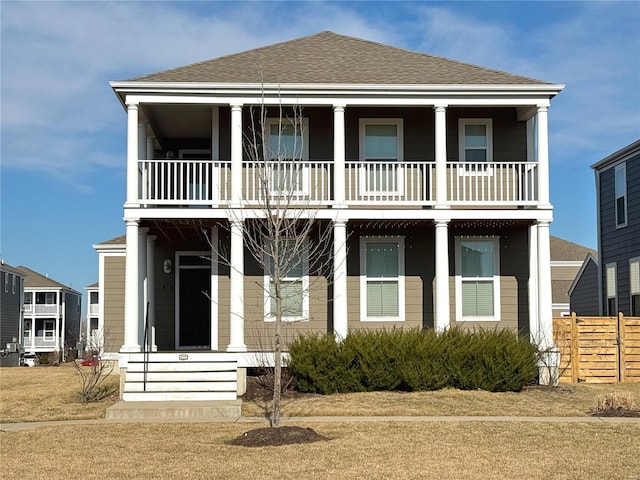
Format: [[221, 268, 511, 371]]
[[287, 328, 538, 394]]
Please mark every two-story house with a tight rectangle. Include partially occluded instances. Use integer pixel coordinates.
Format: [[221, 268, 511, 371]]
[[107, 32, 564, 400], [0, 261, 24, 367], [17, 266, 82, 362]]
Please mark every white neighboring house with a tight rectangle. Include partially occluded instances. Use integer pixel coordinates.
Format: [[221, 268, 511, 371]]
[[17, 266, 81, 362]]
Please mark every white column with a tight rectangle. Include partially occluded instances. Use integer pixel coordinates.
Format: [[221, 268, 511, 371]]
[[333, 220, 348, 340], [536, 106, 551, 207], [228, 220, 246, 352], [138, 228, 148, 348], [537, 220, 553, 349], [210, 226, 219, 351], [528, 224, 539, 343], [125, 103, 139, 207], [434, 105, 448, 208], [122, 219, 140, 352], [230, 104, 243, 206], [434, 219, 450, 332], [333, 105, 346, 206], [146, 235, 157, 351]]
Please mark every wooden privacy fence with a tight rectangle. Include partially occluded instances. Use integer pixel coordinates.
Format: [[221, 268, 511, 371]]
[[553, 313, 640, 383]]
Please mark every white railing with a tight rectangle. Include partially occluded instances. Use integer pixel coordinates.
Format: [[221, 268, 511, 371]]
[[243, 161, 333, 205], [89, 304, 99, 316], [345, 161, 435, 205], [448, 161, 538, 204], [139, 159, 231, 205], [33, 304, 59, 315], [22, 336, 60, 349]]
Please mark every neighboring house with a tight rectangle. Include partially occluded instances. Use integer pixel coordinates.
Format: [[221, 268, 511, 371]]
[[106, 31, 564, 399], [569, 252, 599, 315], [550, 236, 596, 317], [0, 261, 24, 367], [85, 281, 100, 352], [17, 266, 82, 362], [592, 140, 640, 316]]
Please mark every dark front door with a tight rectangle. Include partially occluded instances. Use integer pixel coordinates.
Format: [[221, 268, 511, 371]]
[[178, 268, 211, 349]]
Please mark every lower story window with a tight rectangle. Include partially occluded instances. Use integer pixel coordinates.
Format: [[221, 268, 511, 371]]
[[264, 239, 309, 322], [455, 237, 500, 321], [630, 258, 639, 316], [360, 236, 405, 321], [606, 263, 617, 315]]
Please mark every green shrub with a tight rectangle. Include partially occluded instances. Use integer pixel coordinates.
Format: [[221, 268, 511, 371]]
[[288, 327, 538, 394]]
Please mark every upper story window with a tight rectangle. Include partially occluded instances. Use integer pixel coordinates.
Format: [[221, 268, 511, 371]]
[[455, 237, 501, 322], [359, 119, 404, 193], [36, 292, 56, 305], [606, 262, 617, 315], [614, 163, 627, 227], [360, 236, 405, 322], [4, 273, 8, 293], [90, 291, 99, 304], [265, 118, 309, 194], [630, 257, 639, 316], [459, 119, 493, 162], [12, 275, 16, 294]]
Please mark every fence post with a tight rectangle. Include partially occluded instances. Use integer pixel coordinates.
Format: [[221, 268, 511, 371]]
[[570, 312, 579, 383], [618, 312, 626, 382]]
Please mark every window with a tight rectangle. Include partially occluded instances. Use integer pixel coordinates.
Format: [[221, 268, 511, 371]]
[[90, 291, 99, 304], [23, 319, 32, 339], [43, 320, 55, 340], [455, 237, 500, 321], [4, 273, 7, 293], [359, 119, 404, 193], [459, 119, 493, 162], [12, 275, 16, 294], [360, 236, 405, 321], [264, 239, 309, 322], [606, 263, 617, 315], [265, 118, 309, 194], [630, 258, 640, 316], [615, 163, 627, 227]]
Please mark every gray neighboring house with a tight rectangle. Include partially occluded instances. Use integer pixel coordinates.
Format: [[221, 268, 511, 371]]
[[0, 262, 25, 367], [571, 140, 640, 317], [550, 236, 596, 317], [569, 252, 599, 315], [17, 266, 82, 361]]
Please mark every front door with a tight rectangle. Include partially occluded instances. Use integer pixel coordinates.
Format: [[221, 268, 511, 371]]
[[177, 257, 211, 349]]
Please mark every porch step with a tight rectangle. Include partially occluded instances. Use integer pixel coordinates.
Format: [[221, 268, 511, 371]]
[[122, 352, 238, 402], [105, 400, 242, 420]]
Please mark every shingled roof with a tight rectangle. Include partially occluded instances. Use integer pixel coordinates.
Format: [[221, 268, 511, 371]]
[[127, 31, 551, 86], [16, 266, 78, 293]]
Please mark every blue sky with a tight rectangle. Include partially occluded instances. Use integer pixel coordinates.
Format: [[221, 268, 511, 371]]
[[1, 1, 639, 309]]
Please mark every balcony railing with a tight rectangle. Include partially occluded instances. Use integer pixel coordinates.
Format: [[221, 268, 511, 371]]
[[88, 304, 99, 316], [23, 304, 59, 315], [137, 159, 538, 208], [23, 336, 60, 349]]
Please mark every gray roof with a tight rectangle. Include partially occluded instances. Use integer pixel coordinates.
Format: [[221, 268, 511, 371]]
[[127, 31, 553, 86], [96, 234, 126, 245], [591, 139, 640, 170], [550, 236, 596, 262], [16, 266, 79, 294], [86, 281, 99, 289]]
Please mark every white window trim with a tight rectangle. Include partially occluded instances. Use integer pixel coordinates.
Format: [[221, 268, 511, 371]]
[[455, 236, 501, 322], [263, 239, 310, 323], [359, 236, 405, 322], [12, 275, 16, 294], [43, 320, 56, 341], [265, 117, 310, 195], [606, 262, 617, 315], [614, 163, 627, 228], [4, 274, 8, 293], [630, 257, 640, 316], [359, 118, 404, 194], [458, 118, 494, 176]]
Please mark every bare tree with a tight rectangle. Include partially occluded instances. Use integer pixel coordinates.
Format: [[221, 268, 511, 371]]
[[212, 101, 336, 427], [72, 328, 118, 402]]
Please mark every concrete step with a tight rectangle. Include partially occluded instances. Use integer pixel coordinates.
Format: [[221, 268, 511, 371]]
[[106, 399, 242, 419]]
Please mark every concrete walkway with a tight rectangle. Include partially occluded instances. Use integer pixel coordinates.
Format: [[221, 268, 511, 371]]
[[2, 414, 638, 431]]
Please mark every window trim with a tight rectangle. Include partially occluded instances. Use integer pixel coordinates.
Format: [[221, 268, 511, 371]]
[[630, 257, 640, 316], [614, 163, 627, 228], [43, 320, 56, 341], [358, 118, 404, 194], [455, 236, 501, 322], [4, 274, 8, 293], [263, 238, 309, 323], [359, 236, 405, 322], [458, 119, 494, 176], [12, 275, 16, 294], [606, 262, 617, 315]]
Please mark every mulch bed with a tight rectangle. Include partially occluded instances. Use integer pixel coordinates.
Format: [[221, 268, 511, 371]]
[[227, 426, 330, 447], [589, 408, 640, 417]]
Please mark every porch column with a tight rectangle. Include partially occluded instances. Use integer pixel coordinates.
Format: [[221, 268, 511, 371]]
[[333, 220, 348, 340], [528, 224, 539, 343], [333, 105, 346, 206], [228, 220, 246, 352], [536, 220, 553, 349], [536, 106, 551, 207], [209, 226, 219, 351], [138, 228, 148, 348], [434, 105, 448, 208], [146, 235, 157, 351], [122, 219, 140, 352], [434, 219, 450, 332], [230, 104, 243, 206], [125, 103, 139, 207]]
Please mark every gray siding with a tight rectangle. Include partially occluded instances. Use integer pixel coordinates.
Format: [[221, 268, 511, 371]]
[[570, 257, 599, 315], [64, 291, 82, 347], [598, 150, 640, 314], [0, 269, 23, 366]]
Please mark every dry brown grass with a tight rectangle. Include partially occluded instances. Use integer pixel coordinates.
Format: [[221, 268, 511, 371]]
[[2, 421, 639, 479], [595, 391, 637, 412], [0, 363, 119, 423], [242, 382, 640, 418]]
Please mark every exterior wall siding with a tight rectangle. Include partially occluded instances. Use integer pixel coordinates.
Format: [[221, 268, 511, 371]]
[[0, 269, 22, 366], [103, 256, 125, 352], [569, 258, 599, 315]]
